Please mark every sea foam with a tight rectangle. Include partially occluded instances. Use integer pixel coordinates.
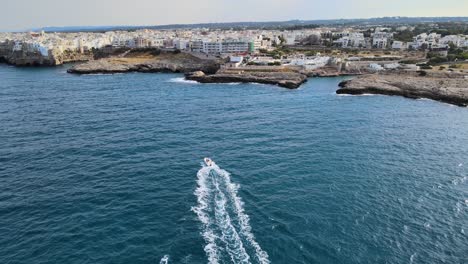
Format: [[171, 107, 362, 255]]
[[192, 162, 270, 264], [167, 77, 199, 84]]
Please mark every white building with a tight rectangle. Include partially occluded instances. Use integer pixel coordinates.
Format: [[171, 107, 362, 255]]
[[384, 63, 400, 69], [334, 33, 366, 48], [202, 42, 222, 54], [221, 41, 249, 54], [372, 31, 393, 49], [368, 63, 384, 71], [373, 38, 388, 49], [190, 40, 204, 52], [391, 41, 406, 50], [174, 39, 189, 50], [439, 35, 468, 48], [410, 33, 442, 49], [288, 55, 330, 70]]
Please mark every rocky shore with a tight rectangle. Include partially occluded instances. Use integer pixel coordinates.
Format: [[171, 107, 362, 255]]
[[337, 71, 468, 107], [67, 51, 220, 74], [0, 49, 93, 66], [185, 70, 308, 89], [67, 50, 308, 88]]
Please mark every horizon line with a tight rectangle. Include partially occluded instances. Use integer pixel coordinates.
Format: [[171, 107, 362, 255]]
[[2, 15, 468, 33]]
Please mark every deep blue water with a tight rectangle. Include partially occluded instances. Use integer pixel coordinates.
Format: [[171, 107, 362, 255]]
[[0, 64, 467, 264]]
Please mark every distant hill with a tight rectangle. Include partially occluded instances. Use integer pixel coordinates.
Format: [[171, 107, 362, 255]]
[[33, 17, 468, 33]]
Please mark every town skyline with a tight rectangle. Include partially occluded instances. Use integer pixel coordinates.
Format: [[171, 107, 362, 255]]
[[2, 0, 468, 32]]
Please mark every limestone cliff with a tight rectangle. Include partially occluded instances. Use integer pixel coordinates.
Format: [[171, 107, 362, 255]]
[[67, 51, 220, 74], [337, 71, 468, 107]]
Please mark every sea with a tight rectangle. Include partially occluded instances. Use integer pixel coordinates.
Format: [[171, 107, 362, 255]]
[[0, 64, 467, 264]]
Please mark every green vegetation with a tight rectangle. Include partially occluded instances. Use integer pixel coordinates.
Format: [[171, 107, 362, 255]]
[[246, 61, 281, 66], [448, 48, 468, 61], [259, 47, 293, 59], [268, 62, 282, 66], [130, 47, 162, 56], [394, 30, 414, 42], [420, 65, 433, 70], [278, 35, 286, 45], [400, 59, 420, 64], [432, 22, 468, 36], [428, 56, 448, 65], [304, 51, 318, 56], [284, 24, 320, 30], [394, 23, 468, 42], [426, 47, 468, 65], [418, 70, 427, 77]]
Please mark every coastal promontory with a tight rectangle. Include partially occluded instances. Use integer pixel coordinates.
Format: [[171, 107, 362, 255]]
[[185, 69, 308, 89], [337, 71, 468, 107], [67, 50, 221, 74]]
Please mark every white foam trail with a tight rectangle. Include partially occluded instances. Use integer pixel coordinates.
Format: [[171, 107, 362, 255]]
[[192, 162, 270, 264], [159, 255, 169, 264], [167, 77, 199, 84], [212, 165, 270, 264], [193, 166, 220, 264], [212, 176, 251, 263]]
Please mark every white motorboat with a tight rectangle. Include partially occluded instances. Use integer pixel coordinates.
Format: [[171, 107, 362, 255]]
[[204, 157, 213, 166]]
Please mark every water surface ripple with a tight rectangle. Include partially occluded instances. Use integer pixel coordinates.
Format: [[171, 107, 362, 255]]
[[0, 65, 467, 263]]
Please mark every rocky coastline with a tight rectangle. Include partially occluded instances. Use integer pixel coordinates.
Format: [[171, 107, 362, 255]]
[[2, 47, 467, 99], [0, 48, 93, 66], [337, 71, 468, 107], [66, 49, 308, 88], [185, 70, 308, 89], [67, 51, 220, 74]]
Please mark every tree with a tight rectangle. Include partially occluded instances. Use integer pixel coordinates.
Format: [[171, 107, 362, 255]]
[[278, 35, 286, 45], [394, 29, 414, 42], [419, 43, 428, 51], [301, 35, 321, 46], [448, 42, 456, 52]]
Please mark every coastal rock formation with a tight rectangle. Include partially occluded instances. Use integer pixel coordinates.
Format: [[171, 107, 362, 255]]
[[0, 46, 93, 66], [337, 72, 468, 107], [67, 52, 220, 74], [185, 70, 308, 89]]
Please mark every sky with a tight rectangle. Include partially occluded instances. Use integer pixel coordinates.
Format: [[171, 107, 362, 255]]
[[1, 0, 468, 31]]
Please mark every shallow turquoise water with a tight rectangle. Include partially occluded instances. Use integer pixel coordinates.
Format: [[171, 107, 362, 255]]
[[0, 64, 467, 264]]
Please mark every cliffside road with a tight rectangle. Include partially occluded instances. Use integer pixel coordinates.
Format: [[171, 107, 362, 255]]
[[337, 72, 468, 107]]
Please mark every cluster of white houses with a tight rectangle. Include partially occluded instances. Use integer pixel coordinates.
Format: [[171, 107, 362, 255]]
[[333, 30, 468, 50], [391, 33, 468, 50], [1, 27, 467, 58], [1, 29, 281, 57]]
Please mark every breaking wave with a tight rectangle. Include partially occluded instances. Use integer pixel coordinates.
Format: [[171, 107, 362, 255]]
[[192, 161, 269, 264], [167, 77, 199, 84]]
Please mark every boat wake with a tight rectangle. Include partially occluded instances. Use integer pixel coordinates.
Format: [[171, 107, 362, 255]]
[[192, 161, 269, 264], [159, 255, 169, 264]]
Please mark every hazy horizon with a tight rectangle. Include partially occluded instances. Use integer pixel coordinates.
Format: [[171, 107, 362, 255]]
[[2, 0, 468, 31]]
